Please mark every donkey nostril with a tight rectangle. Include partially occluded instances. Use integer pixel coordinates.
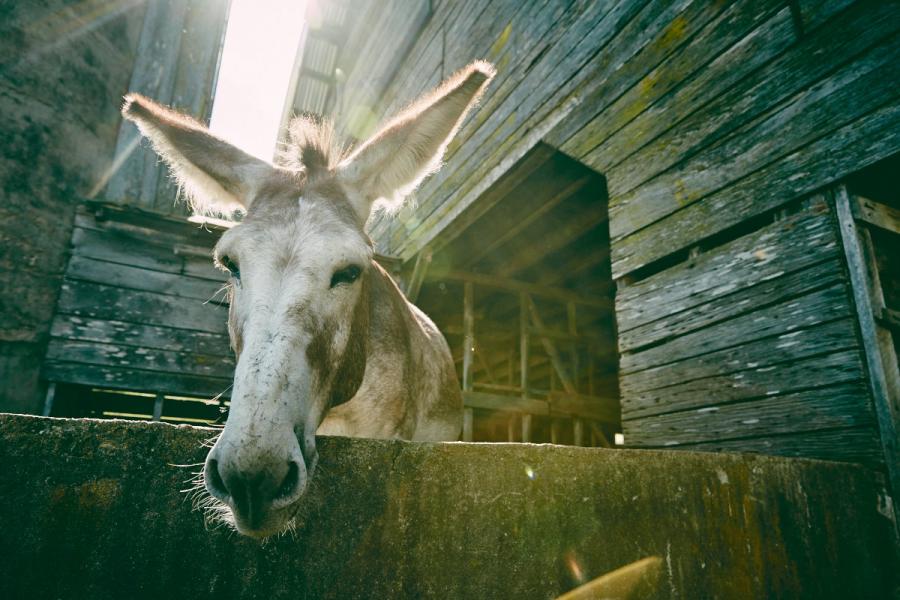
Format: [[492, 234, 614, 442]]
[[205, 458, 229, 499], [275, 460, 300, 501]]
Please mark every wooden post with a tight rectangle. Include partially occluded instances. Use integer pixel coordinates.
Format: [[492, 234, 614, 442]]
[[462, 408, 474, 442], [573, 418, 585, 446], [152, 393, 165, 422], [521, 414, 532, 442], [462, 281, 475, 442], [567, 301, 579, 392], [42, 383, 57, 417], [405, 248, 432, 302], [520, 292, 530, 443], [526, 296, 576, 394], [462, 282, 475, 393], [507, 415, 517, 442], [550, 419, 559, 444], [834, 185, 900, 528]]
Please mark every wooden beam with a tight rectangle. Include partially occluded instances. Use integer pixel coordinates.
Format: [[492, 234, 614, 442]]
[[834, 185, 900, 527], [462, 282, 474, 393], [426, 270, 613, 309], [405, 248, 432, 302], [462, 408, 474, 442], [852, 195, 900, 235], [548, 391, 620, 423], [526, 296, 576, 394], [461, 174, 593, 269]]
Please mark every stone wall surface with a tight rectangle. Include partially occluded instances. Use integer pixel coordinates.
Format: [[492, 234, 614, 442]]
[[0, 414, 896, 599], [0, 1, 146, 413]]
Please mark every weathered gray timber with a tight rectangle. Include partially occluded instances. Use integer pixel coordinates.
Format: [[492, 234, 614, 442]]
[[0, 414, 895, 599], [104, 0, 229, 214], [0, 1, 147, 414], [42, 204, 232, 400], [316, 0, 900, 468]]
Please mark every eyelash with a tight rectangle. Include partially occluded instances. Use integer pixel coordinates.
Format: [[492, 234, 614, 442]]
[[220, 255, 240, 280], [330, 264, 362, 288]]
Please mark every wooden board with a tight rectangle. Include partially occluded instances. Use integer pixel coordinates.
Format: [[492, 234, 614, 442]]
[[55, 280, 228, 335], [616, 197, 837, 334], [45, 339, 234, 379], [66, 256, 227, 303], [622, 346, 865, 420], [621, 284, 854, 376], [630, 425, 884, 466], [42, 361, 231, 398], [623, 381, 875, 446], [619, 258, 847, 354], [49, 315, 231, 358], [608, 30, 900, 242]]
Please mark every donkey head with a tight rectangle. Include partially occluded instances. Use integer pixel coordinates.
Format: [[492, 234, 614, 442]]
[[122, 61, 494, 537]]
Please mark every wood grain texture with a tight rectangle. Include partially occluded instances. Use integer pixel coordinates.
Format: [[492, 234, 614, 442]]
[[54, 280, 228, 335], [42, 361, 231, 398], [616, 197, 837, 334], [633, 425, 884, 465], [622, 346, 865, 420], [620, 284, 854, 376], [622, 381, 875, 446], [49, 315, 231, 358]]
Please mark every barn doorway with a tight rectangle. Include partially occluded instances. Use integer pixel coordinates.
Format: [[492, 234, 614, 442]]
[[404, 144, 620, 445]]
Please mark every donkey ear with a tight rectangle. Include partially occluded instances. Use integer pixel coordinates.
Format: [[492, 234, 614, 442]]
[[338, 61, 495, 221], [121, 94, 276, 216]]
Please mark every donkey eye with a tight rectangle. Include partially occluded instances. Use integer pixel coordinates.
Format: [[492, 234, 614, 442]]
[[220, 255, 240, 279], [330, 264, 362, 288]]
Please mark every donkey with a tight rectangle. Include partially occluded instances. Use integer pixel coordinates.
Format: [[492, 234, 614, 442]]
[[121, 61, 495, 537]]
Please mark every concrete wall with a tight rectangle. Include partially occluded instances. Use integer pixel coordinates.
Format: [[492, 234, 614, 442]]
[[0, 414, 895, 599], [0, 1, 147, 413]]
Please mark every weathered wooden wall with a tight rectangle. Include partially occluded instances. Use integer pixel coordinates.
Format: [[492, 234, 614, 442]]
[[321, 0, 900, 466], [42, 203, 233, 399], [0, 1, 148, 413], [103, 0, 229, 215]]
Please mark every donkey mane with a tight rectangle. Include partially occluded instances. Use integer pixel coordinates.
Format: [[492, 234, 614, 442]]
[[277, 116, 348, 177]]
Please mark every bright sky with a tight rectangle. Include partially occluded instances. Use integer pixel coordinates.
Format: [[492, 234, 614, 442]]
[[209, 0, 307, 162]]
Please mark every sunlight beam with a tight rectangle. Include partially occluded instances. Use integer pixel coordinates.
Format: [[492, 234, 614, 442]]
[[209, 0, 307, 162]]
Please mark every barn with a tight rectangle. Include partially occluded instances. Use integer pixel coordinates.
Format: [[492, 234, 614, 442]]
[[1, 1, 898, 598]]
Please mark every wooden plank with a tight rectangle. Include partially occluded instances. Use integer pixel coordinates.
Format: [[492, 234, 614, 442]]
[[619, 258, 846, 353], [496, 199, 607, 277], [381, 0, 651, 258], [154, 0, 230, 213], [44, 338, 235, 379], [42, 361, 231, 398], [834, 185, 900, 519], [104, 0, 188, 208], [600, 1, 900, 213], [622, 318, 860, 397], [71, 226, 223, 282], [852, 195, 900, 235], [66, 256, 227, 303], [49, 315, 231, 357], [548, 392, 619, 423], [616, 197, 838, 333], [570, 6, 795, 186], [623, 381, 875, 446], [462, 282, 474, 392], [611, 99, 900, 277], [608, 30, 900, 242], [622, 348, 865, 420], [526, 296, 575, 394], [462, 391, 548, 416], [634, 426, 885, 466], [55, 280, 228, 335], [554, 0, 786, 159], [621, 284, 854, 376], [427, 270, 612, 309]]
